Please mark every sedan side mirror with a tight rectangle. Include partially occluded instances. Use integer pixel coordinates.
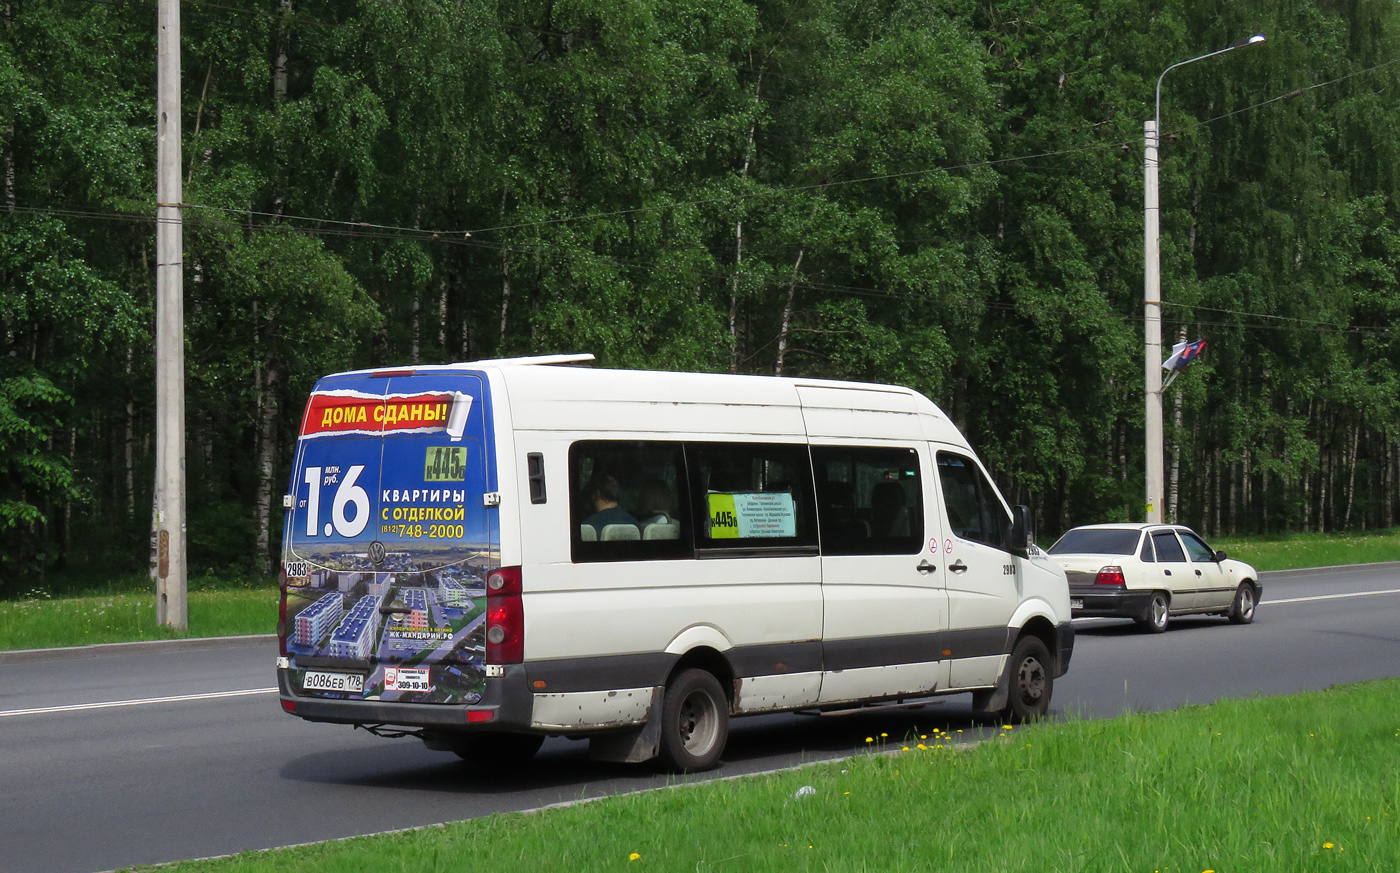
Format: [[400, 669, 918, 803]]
[[1214, 550, 1227, 562], [1008, 505, 1032, 559]]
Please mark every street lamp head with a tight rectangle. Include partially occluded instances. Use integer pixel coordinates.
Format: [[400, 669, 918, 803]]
[[1234, 33, 1267, 47], [1249, 33, 1266, 43]]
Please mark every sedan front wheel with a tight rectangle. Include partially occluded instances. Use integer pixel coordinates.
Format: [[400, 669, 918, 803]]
[[1228, 583, 1257, 624]]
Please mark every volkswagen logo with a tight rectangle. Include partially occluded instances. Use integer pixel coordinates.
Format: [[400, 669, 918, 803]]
[[368, 541, 387, 566]]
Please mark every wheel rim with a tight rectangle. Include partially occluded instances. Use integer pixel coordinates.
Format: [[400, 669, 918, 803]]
[[1239, 587, 1255, 619], [1016, 655, 1046, 704], [677, 689, 720, 755], [1152, 595, 1168, 628]]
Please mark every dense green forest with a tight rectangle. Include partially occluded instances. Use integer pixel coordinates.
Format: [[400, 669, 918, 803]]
[[1, 0, 1397, 590]]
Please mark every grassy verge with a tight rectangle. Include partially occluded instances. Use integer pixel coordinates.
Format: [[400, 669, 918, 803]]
[[132, 678, 1400, 873], [0, 580, 275, 650], [1211, 528, 1400, 572]]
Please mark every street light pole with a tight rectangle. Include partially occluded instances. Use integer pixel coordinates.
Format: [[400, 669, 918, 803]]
[[154, 0, 187, 627], [1144, 34, 1264, 523]]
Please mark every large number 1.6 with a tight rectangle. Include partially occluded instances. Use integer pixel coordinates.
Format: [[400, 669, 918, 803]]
[[302, 465, 370, 538]]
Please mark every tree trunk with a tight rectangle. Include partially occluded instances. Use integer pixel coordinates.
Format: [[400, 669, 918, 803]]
[[1213, 448, 1222, 538], [125, 343, 136, 520], [773, 247, 804, 376], [3, 123, 13, 212], [254, 366, 280, 576], [438, 278, 448, 357], [1343, 423, 1359, 529], [272, 0, 292, 102], [729, 74, 760, 375], [499, 250, 511, 348]]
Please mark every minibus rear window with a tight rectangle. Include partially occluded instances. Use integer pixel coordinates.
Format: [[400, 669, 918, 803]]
[[570, 441, 691, 563]]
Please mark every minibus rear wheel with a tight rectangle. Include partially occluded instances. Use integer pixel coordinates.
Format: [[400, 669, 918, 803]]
[[658, 668, 729, 772]]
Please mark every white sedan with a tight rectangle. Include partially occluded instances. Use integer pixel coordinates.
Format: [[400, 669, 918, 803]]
[[1046, 523, 1261, 633]]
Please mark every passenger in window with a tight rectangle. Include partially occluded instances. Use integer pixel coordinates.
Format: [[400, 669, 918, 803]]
[[582, 473, 638, 530], [871, 481, 910, 537], [639, 479, 677, 525]]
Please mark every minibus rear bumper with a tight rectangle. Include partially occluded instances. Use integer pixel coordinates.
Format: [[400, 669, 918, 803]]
[[276, 665, 534, 732]]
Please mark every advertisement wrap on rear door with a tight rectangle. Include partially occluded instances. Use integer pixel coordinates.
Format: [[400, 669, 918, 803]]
[[280, 372, 497, 706]]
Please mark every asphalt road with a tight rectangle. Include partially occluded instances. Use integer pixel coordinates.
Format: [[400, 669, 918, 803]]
[[1, 563, 1397, 873]]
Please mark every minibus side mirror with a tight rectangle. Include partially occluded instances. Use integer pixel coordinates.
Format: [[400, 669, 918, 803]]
[[1214, 549, 1227, 562], [1008, 505, 1032, 558]]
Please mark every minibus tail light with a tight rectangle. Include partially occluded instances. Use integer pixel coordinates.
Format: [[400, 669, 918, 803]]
[[1094, 566, 1126, 586], [485, 566, 524, 665]]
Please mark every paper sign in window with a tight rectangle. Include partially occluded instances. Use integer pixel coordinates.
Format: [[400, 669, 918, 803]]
[[707, 491, 796, 539]]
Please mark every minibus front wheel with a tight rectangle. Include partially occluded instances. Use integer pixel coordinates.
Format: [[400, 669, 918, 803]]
[[658, 668, 729, 772]]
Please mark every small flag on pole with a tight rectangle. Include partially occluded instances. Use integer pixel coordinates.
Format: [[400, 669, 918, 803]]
[[1162, 339, 1206, 372]]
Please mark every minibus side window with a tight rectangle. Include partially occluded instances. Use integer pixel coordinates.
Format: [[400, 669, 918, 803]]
[[812, 446, 923, 556], [935, 451, 1011, 551], [570, 440, 690, 563], [686, 442, 817, 552]]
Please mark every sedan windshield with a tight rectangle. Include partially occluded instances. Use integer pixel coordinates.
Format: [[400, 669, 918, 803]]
[[1048, 528, 1142, 555]]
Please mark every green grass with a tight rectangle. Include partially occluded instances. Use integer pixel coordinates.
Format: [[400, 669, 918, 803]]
[[126, 678, 1400, 873], [1211, 528, 1400, 572], [0, 583, 275, 650]]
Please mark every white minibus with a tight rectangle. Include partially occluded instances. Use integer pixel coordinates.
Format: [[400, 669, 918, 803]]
[[276, 354, 1073, 771]]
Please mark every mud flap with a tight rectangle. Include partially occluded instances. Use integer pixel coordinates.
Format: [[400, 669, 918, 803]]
[[587, 686, 664, 763], [970, 657, 1011, 714]]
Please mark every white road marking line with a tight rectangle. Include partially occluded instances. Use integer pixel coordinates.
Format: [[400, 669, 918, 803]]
[[1265, 588, 1400, 606], [0, 687, 278, 719]]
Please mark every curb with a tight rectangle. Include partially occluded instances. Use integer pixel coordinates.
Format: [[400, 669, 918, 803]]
[[0, 634, 276, 665], [1258, 560, 1400, 579]]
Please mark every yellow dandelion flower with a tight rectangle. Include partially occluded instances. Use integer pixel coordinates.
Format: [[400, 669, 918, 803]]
[[917, 744, 927, 750], [1323, 843, 1334, 849], [865, 736, 873, 743], [880, 732, 887, 737], [629, 853, 641, 861]]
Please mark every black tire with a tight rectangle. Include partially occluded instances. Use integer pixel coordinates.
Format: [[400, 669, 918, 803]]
[[449, 732, 545, 764], [1001, 635, 1053, 722], [1136, 591, 1170, 634], [658, 668, 729, 772], [1228, 582, 1257, 625]]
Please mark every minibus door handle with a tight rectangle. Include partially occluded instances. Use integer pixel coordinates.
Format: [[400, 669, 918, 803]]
[[949, 559, 968, 574], [917, 560, 938, 574]]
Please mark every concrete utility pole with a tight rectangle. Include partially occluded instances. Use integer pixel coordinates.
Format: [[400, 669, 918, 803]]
[[153, 0, 187, 627], [1143, 34, 1264, 523]]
